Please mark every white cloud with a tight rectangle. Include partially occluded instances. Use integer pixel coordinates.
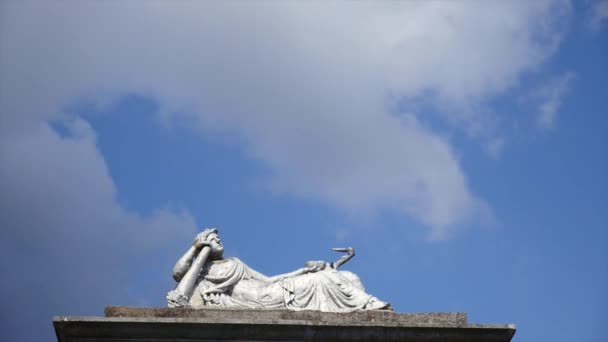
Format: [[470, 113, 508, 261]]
[[0, 117, 196, 250], [0, 1, 570, 240], [0, 117, 197, 340], [588, 0, 608, 31], [485, 137, 507, 160], [536, 72, 576, 130]]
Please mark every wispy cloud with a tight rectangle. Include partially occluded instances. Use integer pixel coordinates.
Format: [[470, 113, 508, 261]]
[[536, 72, 576, 130], [587, 0, 608, 31], [485, 137, 507, 160]]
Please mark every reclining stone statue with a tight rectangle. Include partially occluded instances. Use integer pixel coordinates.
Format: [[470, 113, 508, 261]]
[[167, 228, 391, 312]]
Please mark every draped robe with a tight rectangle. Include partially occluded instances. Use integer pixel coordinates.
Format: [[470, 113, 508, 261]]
[[188, 257, 390, 312]]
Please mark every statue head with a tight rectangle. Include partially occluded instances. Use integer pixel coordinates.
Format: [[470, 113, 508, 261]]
[[200, 227, 224, 260]]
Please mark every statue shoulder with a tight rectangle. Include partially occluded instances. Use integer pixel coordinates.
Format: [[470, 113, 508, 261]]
[[227, 257, 248, 267], [211, 257, 245, 268], [221, 257, 241, 263]]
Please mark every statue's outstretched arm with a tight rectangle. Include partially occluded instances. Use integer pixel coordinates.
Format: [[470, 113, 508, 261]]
[[233, 260, 302, 283], [172, 246, 197, 282], [266, 261, 327, 282], [249, 247, 352, 283], [243, 263, 313, 283], [266, 268, 307, 282]]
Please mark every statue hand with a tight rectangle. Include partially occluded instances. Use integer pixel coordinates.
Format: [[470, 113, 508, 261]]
[[304, 260, 326, 273], [192, 232, 211, 249]]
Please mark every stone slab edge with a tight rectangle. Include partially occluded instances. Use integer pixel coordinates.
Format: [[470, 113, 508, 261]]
[[53, 316, 516, 342], [105, 306, 470, 328]]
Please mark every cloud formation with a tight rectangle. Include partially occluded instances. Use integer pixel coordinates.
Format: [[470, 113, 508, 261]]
[[588, 0, 608, 31], [1, 2, 569, 239], [0, 118, 197, 340], [536, 72, 576, 130]]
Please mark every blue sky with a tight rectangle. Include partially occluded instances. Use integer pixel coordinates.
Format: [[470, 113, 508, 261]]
[[0, 1, 606, 341]]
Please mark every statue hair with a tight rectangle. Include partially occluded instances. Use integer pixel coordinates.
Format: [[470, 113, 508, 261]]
[[200, 228, 218, 239]]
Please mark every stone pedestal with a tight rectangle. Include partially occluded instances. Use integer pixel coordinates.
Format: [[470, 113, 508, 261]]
[[53, 306, 516, 341]]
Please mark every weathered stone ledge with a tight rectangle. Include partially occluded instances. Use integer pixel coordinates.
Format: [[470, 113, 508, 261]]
[[53, 306, 516, 341], [104, 306, 469, 328]]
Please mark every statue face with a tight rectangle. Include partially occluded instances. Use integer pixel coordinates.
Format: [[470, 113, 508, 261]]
[[207, 232, 224, 259]]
